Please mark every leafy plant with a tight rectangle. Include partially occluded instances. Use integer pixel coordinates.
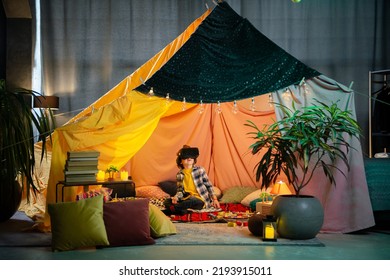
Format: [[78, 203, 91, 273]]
[[246, 100, 361, 197], [105, 165, 119, 178], [259, 192, 272, 202], [0, 79, 55, 212]]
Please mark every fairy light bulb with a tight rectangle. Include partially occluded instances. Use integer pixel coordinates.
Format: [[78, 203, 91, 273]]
[[250, 97, 256, 111], [148, 87, 154, 97], [268, 93, 274, 107], [282, 88, 292, 101], [165, 93, 170, 106], [198, 100, 205, 114], [232, 100, 238, 114], [215, 101, 222, 114], [303, 81, 311, 96], [182, 97, 187, 111]]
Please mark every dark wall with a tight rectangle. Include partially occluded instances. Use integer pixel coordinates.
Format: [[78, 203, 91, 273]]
[[1, 0, 32, 89], [6, 18, 31, 89], [0, 4, 6, 80]]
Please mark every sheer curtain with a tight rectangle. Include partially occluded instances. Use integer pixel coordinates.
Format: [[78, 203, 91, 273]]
[[36, 0, 390, 155]]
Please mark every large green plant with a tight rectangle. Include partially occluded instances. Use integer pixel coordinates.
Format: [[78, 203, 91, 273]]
[[0, 79, 55, 213], [246, 100, 361, 196]]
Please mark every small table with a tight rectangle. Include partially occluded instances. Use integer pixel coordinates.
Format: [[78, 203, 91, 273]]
[[56, 180, 135, 202]]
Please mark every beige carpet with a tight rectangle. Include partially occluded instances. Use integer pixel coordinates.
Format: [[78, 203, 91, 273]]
[[155, 222, 324, 246], [0, 212, 323, 247]]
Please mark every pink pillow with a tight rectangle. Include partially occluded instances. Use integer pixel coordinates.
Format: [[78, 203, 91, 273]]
[[136, 185, 170, 199], [103, 198, 155, 246]]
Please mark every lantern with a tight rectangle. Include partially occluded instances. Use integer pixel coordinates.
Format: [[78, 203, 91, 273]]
[[262, 215, 277, 242]]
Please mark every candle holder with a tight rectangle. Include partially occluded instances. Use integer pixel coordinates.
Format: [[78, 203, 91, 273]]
[[262, 215, 277, 242], [120, 171, 129, 181], [96, 170, 105, 181]]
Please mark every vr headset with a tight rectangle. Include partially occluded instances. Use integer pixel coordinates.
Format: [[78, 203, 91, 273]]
[[179, 147, 199, 159]]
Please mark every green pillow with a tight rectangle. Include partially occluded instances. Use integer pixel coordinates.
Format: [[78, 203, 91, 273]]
[[48, 195, 109, 251], [220, 186, 258, 203], [149, 204, 177, 238]]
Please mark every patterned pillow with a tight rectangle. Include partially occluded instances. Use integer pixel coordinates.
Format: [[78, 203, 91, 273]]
[[136, 185, 170, 199], [149, 197, 166, 210], [76, 187, 113, 202]]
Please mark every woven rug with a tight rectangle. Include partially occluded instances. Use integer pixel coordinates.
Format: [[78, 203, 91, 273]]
[[0, 211, 324, 247], [155, 222, 324, 246]]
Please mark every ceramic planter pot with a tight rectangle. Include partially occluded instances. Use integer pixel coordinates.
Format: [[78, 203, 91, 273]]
[[270, 195, 324, 240]]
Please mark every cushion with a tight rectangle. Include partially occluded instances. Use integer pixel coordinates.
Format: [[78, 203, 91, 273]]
[[136, 185, 170, 199], [219, 186, 258, 203], [241, 186, 274, 207], [48, 195, 109, 251], [149, 204, 177, 238], [149, 197, 166, 210], [213, 186, 222, 199], [103, 198, 155, 246], [249, 198, 263, 211], [76, 187, 113, 202], [158, 180, 177, 196]]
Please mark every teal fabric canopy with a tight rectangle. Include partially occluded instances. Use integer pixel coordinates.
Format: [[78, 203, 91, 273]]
[[136, 1, 320, 103]]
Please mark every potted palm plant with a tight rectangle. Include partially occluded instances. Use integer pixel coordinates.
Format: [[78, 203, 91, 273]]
[[0, 79, 55, 222], [105, 165, 119, 181], [246, 99, 361, 239]]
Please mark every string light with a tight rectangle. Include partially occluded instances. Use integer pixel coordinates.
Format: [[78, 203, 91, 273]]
[[215, 101, 222, 114], [182, 97, 187, 111], [198, 100, 205, 114], [301, 79, 311, 96], [250, 97, 256, 111], [268, 93, 274, 107], [148, 87, 154, 97], [282, 88, 292, 101], [165, 93, 170, 106], [232, 100, 238, 114]]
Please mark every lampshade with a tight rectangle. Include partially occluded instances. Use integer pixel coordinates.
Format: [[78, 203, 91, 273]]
[[33, 96, 59, 110], [270, 180, 292, 195]]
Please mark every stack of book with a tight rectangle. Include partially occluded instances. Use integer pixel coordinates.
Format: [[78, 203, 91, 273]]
[[64, 150, 100, 182]]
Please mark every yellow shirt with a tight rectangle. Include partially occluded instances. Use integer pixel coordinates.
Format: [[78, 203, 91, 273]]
[[182, 168, 201, 199]]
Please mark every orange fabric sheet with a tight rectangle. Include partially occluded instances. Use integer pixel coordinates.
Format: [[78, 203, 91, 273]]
[[128, 96, 277, 192]]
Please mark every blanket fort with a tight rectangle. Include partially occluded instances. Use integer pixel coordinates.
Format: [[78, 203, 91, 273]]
[[42, 1, 374, 234]]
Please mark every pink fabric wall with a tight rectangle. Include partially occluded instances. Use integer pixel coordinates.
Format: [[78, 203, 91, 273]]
[[128, 95, 276, 192], [127, 76, 375, 233]]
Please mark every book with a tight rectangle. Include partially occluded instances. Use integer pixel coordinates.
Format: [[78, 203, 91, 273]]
[[67, 150, 100, 159], [65, 159, 99, 166], [64, 169, 98, 175], [64, 165, 99, 171], [65, 174, 97, 182], [66, 157, 99, 161], [63, 150, 100, 183]]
